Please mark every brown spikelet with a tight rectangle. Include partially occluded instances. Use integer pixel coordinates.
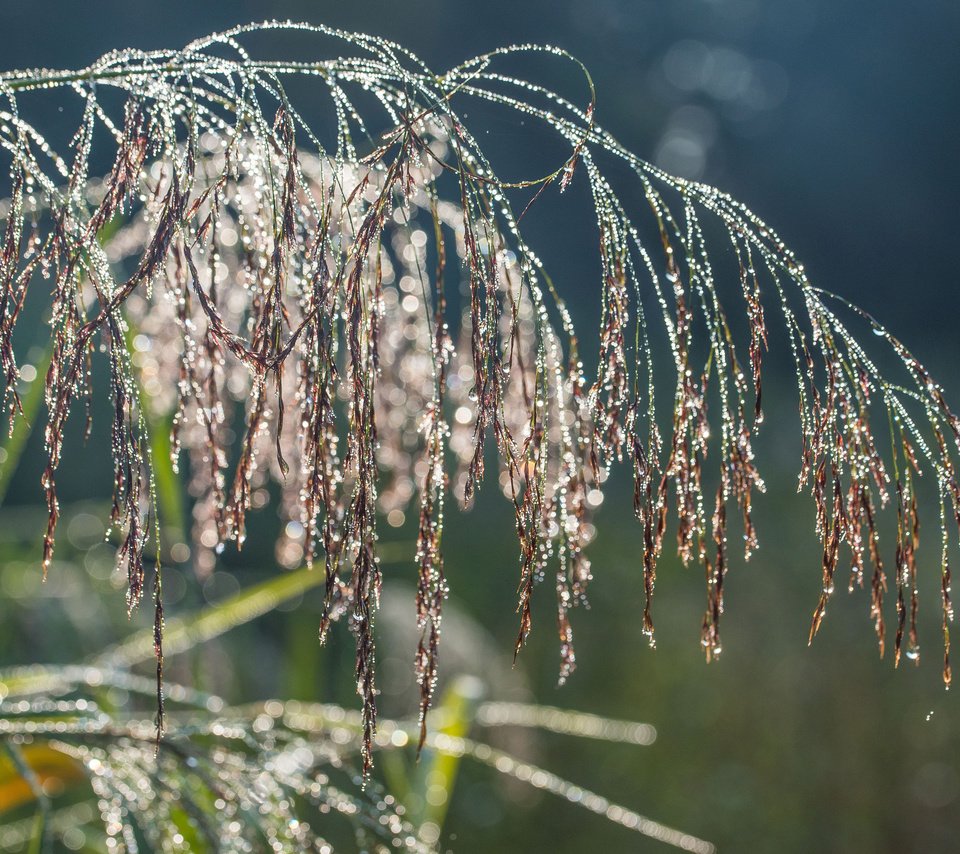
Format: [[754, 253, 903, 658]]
[[414, 194, 451, 751], [701, 487, 728, 660], [810, 473, 843, 646], [153, 554, 165, 749]]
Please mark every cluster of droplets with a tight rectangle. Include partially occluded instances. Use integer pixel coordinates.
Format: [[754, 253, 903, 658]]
[[0, 696, 422, 853]]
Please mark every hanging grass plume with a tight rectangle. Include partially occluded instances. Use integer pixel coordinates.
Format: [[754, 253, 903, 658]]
[[0, 21, 956, 776]]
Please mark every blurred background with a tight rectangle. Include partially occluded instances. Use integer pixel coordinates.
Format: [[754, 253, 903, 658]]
[[0, 1, 958, 852]]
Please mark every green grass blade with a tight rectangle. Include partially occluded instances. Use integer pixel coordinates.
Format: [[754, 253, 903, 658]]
[[1, 741, 50, 853], [406, 675, 484, 843], [93, 542, 409, 668], [121, 319, 186, 542], [0, 346, 52, 507]]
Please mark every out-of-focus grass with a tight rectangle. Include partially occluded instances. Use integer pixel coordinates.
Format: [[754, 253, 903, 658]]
[[1, 502, 691, 852]]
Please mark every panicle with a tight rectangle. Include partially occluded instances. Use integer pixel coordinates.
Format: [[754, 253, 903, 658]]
[[0, 21, 956, 774]]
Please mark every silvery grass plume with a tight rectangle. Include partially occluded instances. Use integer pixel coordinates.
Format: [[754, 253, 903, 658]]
[[0, 21, 956, 777]]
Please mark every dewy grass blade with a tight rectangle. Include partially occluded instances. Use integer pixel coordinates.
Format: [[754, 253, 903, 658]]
[[93, 542, 409, 669], [0, 345, 51, 507]]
